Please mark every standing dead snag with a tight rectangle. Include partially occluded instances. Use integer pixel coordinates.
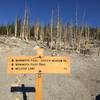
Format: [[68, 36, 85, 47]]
[[74, 8, 84, 53], [97, 28, 100, 41], [21, 12, 30, 41], [64, 23, 72, 50], [34, 21, 40, 42], [72, 8, 78, 51], [50, 9, 54, 49], [6, 24, 12, 36], [15, 17, 19, 37], [40, 26, 44, 43], [6, 25, 9, 36], [97, 28, 100, 56], [85, 26, 90, 44], [63, 24, 68, 50], [82, 25, 90, 55], [69, 22, 74, 49], [46, 24, 51, 47], [20, 0, 30, 41], [56, 6, 62, 50]]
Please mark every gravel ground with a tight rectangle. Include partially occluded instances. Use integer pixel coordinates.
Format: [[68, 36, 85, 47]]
[[0, 36, 100, 100]]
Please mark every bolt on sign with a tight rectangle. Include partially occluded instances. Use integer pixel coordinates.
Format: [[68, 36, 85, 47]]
[[8, 48, 71, 100], [8, 48, 70, 74]]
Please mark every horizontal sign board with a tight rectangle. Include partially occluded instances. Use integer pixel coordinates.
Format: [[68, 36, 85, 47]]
[[8, 54, 70, 74]]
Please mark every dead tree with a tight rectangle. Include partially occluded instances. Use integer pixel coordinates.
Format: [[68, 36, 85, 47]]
[[75, 8, 81, 52], [20, 0, 30, 41], [40, 26, 44, 42], [34, 21, 40, 42], [15, 17, 18, 37], [50, 9, 54, 49], [63, 24, 68, 49], [73, 8, 78, 50], [97, 28, 100, 41], [6, 25, 9, 36], [46, 24, 51, 47], [56, 6, 62, 50], [6, 24, 11, 36], [85, 25, 90, 46], [64, 23, 72, 49], [64, 22, 74, 49], [69, 22, 74, 49], [83, 25, 90, 54]]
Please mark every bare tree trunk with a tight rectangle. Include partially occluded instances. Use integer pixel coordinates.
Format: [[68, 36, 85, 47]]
[[15, 17, 18, 37], [56, 6, 62, 50], [50, 9, 53, 49], [6, 26, 9, 36], [34, 21, 40, 42], [64, 25, 67, 50]]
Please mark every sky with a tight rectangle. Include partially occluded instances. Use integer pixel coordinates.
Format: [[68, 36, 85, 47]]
[[0, 0, 100, 27]]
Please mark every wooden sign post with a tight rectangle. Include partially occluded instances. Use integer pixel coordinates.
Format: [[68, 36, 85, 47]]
[[8, 48, 71, 100], [35, 71, 43, 100]]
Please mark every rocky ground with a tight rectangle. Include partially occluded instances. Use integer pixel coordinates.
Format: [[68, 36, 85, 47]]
[[0, 36, 100, 100]]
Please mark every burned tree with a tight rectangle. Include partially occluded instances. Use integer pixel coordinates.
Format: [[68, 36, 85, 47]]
[[40, 26, 44, 42], [34, 21, 40, 42], [56, 6, 62, 50], [20, 0, 30, 41], [50, 9, 54, 49]]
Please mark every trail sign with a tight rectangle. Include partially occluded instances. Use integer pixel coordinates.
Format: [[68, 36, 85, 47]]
[[8, 48, 70, 74], [8, 56, 70, 74], [8, 48, 71, 100]]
